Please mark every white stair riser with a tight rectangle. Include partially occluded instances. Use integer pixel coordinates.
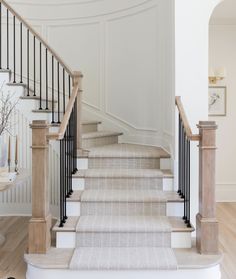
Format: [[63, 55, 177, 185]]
[[163, 178, 174, 191], [160, 158, 172, 170], [166, 203, 184, 217], [171, 232, 192, 249], [56, 231, 191, 249], [77, 158, 88, 170], [26, 265, 221, 279], [82, 123, 99, 133], [82, 135, 119, 149], [66, 201, 184, 217], [67, 202, 81, 216]]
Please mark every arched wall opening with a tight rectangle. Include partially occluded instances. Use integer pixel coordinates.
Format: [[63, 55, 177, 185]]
[[209, 0, 236, 202], [174, 0, 222, 228]]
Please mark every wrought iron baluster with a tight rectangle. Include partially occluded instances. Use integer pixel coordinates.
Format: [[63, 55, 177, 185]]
[[27, 29, 29, 95], [6, 9, 9, 69], [52, 56, 55, 123], [13, 16, 16, 83]]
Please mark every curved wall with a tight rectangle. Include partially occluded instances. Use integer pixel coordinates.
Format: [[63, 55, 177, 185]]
[[8, 0, 175, 150]]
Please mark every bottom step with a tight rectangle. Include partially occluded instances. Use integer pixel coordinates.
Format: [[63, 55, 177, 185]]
[[25, 247, 223, 279]]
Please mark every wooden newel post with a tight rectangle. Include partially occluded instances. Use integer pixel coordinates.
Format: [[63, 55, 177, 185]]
[[28, 120, 51, 254], [196, 121, 219, 254], [73, 71, 83, 150]]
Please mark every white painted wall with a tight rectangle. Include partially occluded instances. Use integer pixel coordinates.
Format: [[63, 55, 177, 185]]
[[209, 23, 236, 201], [7, 0, 175, 151], [174, 0, 222, 227]]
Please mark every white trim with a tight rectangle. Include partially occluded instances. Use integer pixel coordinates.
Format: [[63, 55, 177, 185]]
[[216, 183, 236, 202], [26, 264, 221, 279]]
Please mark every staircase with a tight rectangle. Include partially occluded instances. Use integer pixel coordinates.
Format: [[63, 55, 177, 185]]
[[52, 121, 193, 270], [0, 1, 222, 278]]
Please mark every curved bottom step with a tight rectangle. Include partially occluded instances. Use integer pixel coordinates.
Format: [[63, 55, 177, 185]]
[[25, 247, 222, 279]]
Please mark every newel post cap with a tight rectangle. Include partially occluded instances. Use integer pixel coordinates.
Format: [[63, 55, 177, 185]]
[[73, 71, 83, 78], [197, 121, 218, 130], [30, 120, 49, 129]]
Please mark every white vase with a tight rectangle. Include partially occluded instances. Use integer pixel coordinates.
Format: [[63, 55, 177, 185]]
[[0, 136, 7, 168]]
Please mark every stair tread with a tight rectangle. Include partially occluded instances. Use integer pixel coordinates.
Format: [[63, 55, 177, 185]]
[[68, 190, 183, 203], [20, 96, 57, 103], [32, 109, 61, 113], [53, 216, 194, 233], [82, 120, 102, 125], [82, 131, 123, 139], [88, 143, 170, 158], [74, 168, 173, 178], [76, 215, 171, 232], [24, 246, 223, 270], [69, 247, 178, 270]]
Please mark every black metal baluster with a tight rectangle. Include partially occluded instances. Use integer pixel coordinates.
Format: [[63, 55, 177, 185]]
[[45, 48, 48, 109], [73, 99, 78, 174], [178, 115, 181, 195], [63, 68, 65, 113], [184, 134, 187, 221], [181, 123, 184, 199], [39, 42, 42, 109], [27, 29, 29, 95], [57, 62, 60, 123], [33, 36, 36, 96], [20, 23, 22, 83], [13, 16, 16, 83], [59, 140, 64, 227], [187, 140, 191, 227], [63, 134, 67, 222], [0, 3, 2, 69], [68, 75, 71, 98], [52, 56, 55, 123], [7, 9, 9, 69]]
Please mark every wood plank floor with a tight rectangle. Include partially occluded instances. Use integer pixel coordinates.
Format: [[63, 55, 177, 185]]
[[0, 203, 235, 278]]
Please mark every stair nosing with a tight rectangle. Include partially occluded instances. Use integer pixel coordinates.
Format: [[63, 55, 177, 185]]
[[82, 131, 123, 140]]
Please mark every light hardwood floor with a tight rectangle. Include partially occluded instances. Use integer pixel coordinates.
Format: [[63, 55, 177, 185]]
[[0, 203, 235, 278]]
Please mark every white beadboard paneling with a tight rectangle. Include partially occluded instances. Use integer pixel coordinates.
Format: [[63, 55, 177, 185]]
[[0, 79, 60, 215]]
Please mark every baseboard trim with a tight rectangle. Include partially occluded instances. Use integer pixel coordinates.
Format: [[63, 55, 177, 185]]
[[216, 183, 236, 202]]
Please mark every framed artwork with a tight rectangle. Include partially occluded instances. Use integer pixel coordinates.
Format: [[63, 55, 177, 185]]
[[208, 86, 227, 116]]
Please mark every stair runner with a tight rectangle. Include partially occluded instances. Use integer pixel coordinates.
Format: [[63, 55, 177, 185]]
[[69, 126, 178, 270]]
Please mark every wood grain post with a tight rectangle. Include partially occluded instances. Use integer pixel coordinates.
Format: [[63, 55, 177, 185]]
[[28, 120, 51, 254], [196, 121, 219, 254], [73, 71, 83, 150]]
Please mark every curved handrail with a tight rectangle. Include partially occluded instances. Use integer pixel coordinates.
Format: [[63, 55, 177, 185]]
[[0, 0, 74, 77], [47, 76, 82, 141], [175, 96, 200, 141]]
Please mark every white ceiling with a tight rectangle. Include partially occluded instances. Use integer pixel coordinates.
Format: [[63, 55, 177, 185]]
[[211, 0, 236, 20]]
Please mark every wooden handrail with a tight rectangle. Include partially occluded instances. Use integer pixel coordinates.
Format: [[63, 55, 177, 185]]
[[0, 0, 74, 77], [47, 82, 82, 141], [175, 96, 201, 141]]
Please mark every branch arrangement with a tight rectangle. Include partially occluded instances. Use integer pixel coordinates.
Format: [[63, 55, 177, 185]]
[[0, 83, 18, 136]]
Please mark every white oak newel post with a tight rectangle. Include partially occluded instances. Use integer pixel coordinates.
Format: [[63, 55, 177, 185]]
[[196, 121, 219, 254], [73, 71, 83, 150], [28, 120, 51, 254]]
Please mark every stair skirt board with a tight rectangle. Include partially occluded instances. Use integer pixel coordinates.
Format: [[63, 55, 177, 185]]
[[56, 231, 192, 249], [26, 264, 221, 279]]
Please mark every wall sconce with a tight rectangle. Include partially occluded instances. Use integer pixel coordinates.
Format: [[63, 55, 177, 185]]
[[209, 67, 227, 84]]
